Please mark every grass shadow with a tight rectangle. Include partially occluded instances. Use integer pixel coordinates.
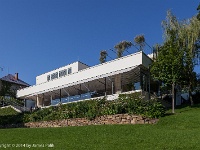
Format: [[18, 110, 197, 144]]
[[0, 113, 26, 129]]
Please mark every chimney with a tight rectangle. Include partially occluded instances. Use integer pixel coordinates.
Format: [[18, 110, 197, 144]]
[[15, 73, 19, 80]]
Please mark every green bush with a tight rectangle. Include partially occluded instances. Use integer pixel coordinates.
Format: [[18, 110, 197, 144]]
[[0, 107, 24, 125], [117, 93, 165, 118], [26, 93, 165, 122], [0, 92, 166, 126]]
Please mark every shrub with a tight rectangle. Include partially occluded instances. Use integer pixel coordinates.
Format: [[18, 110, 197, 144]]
[[26, 93, 165, 122], [117, 92, 165, 118], [0, 93, 166, 126], [0, 107, 24, 125]]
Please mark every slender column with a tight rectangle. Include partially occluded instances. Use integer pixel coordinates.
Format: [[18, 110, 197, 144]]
[[140, 74, 143, 91], [24, 99, 26, 111], [105, 77, 107, 96], [36, 95, 42, 107], [42, 94, 44, 107], [80, 84, 82, 97], [51, 95, 53, 105], [146, 74, 148, 92], [140, 68, 144, 96], [35, 95, 37, 107], [121, 78, 123, 92], [148, 67, 151, 100], [107, 77, 114, 95], [63, 88, 70, 102], [114, 74, 122, 94], [60, 89, 62, 103], [112, 82, 114, 95], [36, 95, 39, 107], [82, 83, 90, 92]]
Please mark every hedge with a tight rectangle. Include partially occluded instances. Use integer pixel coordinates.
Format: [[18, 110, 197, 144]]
[[0, 92, 166, 125], [25, 92, 165, 122]]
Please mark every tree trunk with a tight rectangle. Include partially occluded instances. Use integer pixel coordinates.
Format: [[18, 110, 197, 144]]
[[172, 82, 175, 114], [189, 82, 194, 106]]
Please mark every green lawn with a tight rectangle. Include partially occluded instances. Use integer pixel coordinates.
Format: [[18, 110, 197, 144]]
[[0, 105, 200, 150]]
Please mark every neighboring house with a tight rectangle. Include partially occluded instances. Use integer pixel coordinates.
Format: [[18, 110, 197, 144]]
[[0, 73, 30, 97], [17, 51, 152, 107]]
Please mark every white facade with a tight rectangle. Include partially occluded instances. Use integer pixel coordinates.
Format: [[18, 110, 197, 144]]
[[36, 61, 89, 85], [17, 51, 152, 107]]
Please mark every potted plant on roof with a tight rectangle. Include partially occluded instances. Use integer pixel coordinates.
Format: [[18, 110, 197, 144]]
[[114, 41, 132, 58], [134, 35, 145, 51], [99, 50, 108, 64]]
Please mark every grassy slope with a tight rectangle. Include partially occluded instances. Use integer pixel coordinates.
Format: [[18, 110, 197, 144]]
[[0, 106, 200, 150]]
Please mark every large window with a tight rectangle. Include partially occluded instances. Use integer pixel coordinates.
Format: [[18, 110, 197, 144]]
[[47, 68, 71, 81], [59, 69, 67, 77], [51, 72, 58, 80]]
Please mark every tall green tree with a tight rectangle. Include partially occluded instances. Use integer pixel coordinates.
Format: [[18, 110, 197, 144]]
[[114, 41, 132, 58], [178, 16, 200, 105], [151, 11, 185, 113], [151, 11, 200, 109]]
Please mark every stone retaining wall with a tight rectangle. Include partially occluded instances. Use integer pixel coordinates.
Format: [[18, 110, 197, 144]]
[[25, 114, 158, 128]]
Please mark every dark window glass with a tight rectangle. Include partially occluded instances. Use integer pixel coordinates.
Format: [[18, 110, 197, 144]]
[[59, 69, 67, 77], [51, 72, 58, 80], [47, 75, 50, 81], [68, 68, 72, 74]]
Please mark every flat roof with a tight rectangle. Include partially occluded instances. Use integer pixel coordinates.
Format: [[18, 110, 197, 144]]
[[17, 51, 152, 100]]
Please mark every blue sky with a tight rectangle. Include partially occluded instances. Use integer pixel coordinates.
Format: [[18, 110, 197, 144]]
[[0, 0, 199, 85]]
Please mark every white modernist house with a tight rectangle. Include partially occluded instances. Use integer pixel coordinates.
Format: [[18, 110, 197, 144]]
[[17, 51, 152, 107]]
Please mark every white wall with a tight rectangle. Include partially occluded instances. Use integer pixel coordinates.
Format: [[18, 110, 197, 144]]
[[147, 53, 154, 59], [36, 62, 89, 85], [17, 52, 150, 98], [78, 62, 89, 71], [142, 53, 153, 68]]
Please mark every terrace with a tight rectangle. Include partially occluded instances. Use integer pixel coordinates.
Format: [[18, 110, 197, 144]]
[[17, 51, 152, 107]]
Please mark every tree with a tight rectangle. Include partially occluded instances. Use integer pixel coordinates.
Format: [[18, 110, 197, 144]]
[[197, 73, 200, 91], [177, 16, 200, 105], [152, 44, 160, 60], [134, 35, 145, 51], [151, 35, 185, 113], [197, 4, 200, 20], [151, 11, 185, 113], [151, 10, 200, 108], [0, 80, 14, 97], [114, 41, 132, 58], [99, 50, 108, 63]]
